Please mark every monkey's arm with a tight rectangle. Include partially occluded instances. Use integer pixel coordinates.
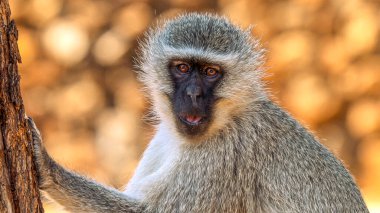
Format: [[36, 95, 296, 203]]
[[27, 118, 143, 213]]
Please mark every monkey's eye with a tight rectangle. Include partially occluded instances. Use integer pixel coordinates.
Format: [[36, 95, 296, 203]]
[[205, 67, 219, 77], [176, 64, 190, 73]]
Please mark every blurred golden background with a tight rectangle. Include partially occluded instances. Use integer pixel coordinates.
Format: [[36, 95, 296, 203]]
[[9, 0, 379, 212]]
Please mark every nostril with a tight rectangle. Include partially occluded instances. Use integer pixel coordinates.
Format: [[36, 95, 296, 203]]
[[186, 86, 202, 107], [186, 86, 201, 97]]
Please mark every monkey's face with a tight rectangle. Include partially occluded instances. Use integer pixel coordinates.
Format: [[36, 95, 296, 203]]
[[138, 14, 265, 140], [169, 60, 223, 136]]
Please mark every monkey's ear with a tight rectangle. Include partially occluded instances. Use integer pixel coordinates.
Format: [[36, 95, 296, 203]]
[[246, 25, 255, 34]]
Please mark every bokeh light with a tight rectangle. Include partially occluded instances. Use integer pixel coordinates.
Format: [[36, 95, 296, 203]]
[[42, 20, 90, 65]]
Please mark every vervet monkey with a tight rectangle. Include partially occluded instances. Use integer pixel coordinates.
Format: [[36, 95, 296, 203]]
[[28, 13, 368, 212]]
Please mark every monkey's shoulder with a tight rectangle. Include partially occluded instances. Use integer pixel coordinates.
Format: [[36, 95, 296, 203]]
[[238, 101, 367, 211]]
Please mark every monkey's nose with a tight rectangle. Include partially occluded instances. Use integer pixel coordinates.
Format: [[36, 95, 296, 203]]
[[186, 86, 202, 107]]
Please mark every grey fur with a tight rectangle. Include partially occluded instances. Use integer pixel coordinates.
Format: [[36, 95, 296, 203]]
[[29, 13, 368, 212]]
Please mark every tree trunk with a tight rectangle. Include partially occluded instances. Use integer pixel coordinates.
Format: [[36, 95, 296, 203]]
[[0, 0, 44, 212]]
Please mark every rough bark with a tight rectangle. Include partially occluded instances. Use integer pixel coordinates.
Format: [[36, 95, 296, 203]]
[[0, 0, 44, 212]]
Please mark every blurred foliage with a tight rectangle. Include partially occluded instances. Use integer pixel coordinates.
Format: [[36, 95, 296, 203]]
[[9, 0, 379, 211]]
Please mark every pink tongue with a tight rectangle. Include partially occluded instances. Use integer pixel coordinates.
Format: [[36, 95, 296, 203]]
[[186, 115, 202, 124]]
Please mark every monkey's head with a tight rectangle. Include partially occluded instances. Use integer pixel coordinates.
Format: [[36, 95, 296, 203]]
[[138, 13, 266, 141]]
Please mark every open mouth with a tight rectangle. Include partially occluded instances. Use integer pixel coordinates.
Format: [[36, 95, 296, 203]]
[[179, 114, 206, 126]]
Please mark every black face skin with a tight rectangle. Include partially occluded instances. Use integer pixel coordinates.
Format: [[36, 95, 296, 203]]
[[169, 60, 223, 137]]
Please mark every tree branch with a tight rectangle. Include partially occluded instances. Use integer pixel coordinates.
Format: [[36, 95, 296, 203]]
[[0, 0, 44, 212]]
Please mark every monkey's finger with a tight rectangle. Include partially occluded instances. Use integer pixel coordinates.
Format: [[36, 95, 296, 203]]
[[26, 116, 41, 135], [26, 116, 43, 144], [26, 116, 45, 159]]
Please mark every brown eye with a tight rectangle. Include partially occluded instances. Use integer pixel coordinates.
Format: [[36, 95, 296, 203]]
[[177, 64, 190, 73], [205, 67, 218, 77]]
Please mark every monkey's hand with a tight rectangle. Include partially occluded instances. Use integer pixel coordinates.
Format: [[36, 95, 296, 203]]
[[27, 117, 54, 189]]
